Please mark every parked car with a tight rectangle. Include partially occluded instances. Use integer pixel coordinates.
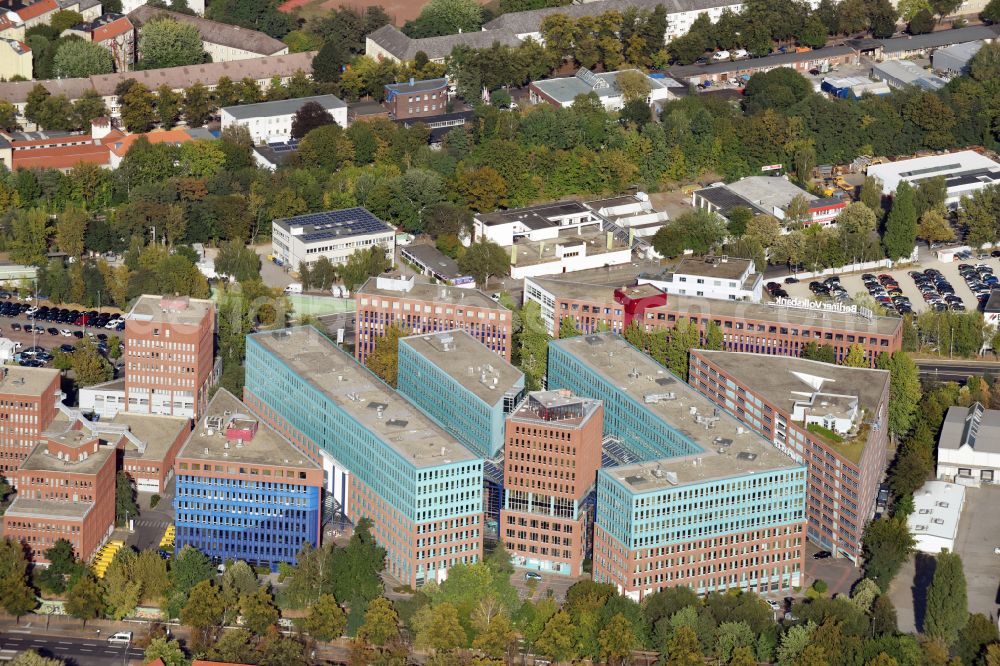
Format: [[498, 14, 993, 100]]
[[107, 632, 132, 646]]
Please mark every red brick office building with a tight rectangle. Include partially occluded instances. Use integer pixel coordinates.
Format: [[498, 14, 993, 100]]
[[502, 390, 603, 577], [0, 366, 62, 473], [524, 277, 903, 367]]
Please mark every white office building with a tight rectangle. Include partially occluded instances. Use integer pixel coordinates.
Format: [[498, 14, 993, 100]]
[[937, 402, 1000, 485], [271, 208, 395, 273], [220, 94, 347, 145], [908, 481, 965, 554], [639, 255, 763, 302], [867, 150, 1000, 210]]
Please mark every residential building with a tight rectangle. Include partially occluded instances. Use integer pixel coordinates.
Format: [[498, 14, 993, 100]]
[[355, 274, 513, 363], [0, 51, 315, 128], [397, 330, 524, 534], [383, 78, 449, 119], [639, 256, 764, 302], [65, 13, 135, 72], [547, 333, 807, 600], [502, 391, 602, 576], [400, 244, 475, 288], [244, 326, 485, 587], [908, 481, 964, 554], [251, 139, 299, 170], [219, 94, 348, 145], [3, 416, 117, 563], [128, 6, 288, 61], [694, 177, 847, 228], [871, 59, 947, 91], [529, 67, 675, 111], [104, 126, 201, 169], [0, 365, 62, 474], [522, 277, 903, 365], [365, 24, 522, 64], [585, 192, 669, 239], [932, 40, 985, 74], [271, 207, 395, 273], [689, 350, 891, 561], [0, 37, 30, 79], [936, 402, 1000, 485], [172, 389, 321, 570], [397, 330, 524, 460], [473, 201, 634, 279], [867, 150, 1000, 210], [667, 45, 860, 85], [112, 412, 191, 493]]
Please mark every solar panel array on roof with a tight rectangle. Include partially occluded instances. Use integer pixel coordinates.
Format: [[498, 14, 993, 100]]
[[280, 207, 392, 242], [267, 139, 299, 153]]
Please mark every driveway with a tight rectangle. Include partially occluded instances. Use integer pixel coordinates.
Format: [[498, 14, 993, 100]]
[[888, 485, 1000, 634], [803, 541, 862, 597], [127, 477, 175, 552]]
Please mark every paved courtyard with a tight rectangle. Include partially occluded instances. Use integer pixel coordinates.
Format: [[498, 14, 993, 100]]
[[888, 485, 1000, 634]]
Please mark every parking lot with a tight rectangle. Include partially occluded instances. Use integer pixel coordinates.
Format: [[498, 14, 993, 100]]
[[0, 297, 124, 367], [888, 485, 1000, 633], [779, 252, 1000, 315]]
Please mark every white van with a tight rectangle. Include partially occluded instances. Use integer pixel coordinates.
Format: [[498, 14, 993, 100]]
[[107, 631, 132, 646], [733, 49, 749, 59], [331, 285, 342, 298], [712, 50, 731, 60], [283, 283, 302, 294]]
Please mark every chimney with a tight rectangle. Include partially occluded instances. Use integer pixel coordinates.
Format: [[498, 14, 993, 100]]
[[409, 76, 415, 86], [91, 116, 111, 141]]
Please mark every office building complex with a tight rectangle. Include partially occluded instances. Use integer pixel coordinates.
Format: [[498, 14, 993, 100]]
[[112, 412, 192, 494], [356, 274, 513, 364], [502, 391, 602, 576], [524, 277, 902, 366], [547, 334, 807, 600], [0, 365, 62, 473], [271, 207, 395, 273], [244, 326, 484, 587], [172, 389, 322, 571], [3, 415, 117, 562], [398, 331, 524, 460], [689, 350, 891, 561]]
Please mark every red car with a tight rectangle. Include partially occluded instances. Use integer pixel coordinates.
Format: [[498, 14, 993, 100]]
[[74, 314, 90, 326]]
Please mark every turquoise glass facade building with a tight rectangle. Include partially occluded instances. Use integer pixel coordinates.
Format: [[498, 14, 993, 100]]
[[547, 334, 807, 600], [243, 327, 484, 587]]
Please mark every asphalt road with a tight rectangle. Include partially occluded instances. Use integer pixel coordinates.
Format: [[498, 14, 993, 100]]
[[0, 632, 142, 666], [914, 359, 1000, 383]]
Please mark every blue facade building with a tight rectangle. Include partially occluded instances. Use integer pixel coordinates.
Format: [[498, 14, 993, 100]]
[[172, 388, 322, 571], [243, 326, 484, 588], [548, 334, 807, 600]]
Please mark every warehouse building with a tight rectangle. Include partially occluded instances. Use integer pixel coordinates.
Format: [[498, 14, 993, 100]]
[[867, 150, 1000, 209]]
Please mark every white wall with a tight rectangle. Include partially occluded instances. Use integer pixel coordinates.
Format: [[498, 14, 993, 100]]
[[221, 104, 347, 145], [510, 247, 632, 279]]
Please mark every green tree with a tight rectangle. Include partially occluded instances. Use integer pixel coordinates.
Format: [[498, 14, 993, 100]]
[[206, 629, 258, 664], [456, 167, 508, 212], [312, 40, 349, 83], [164, 545, 215, 619], [536, 610, 576, 662], [802, 341, 837, 364], [143, 637, 187, 666], [871, 594, 898, 635], [0, 100, 19, 131], [984, 0, 1000, 22], [120, 83, 157, 133], [10, 208, 51, 266], [414, 602, 466, 653], [876, 351, 922, 438], [240, 587, 279, 636], [365, 323, 406, 387], [181, 82, 213, 127], [340, 246, 391, 291], [715, 621, 755, 662], [598, 613, 637, 666], [72, 339, 114, 386], [518, 300, 550, 391], [115, 470, 139, 525], [559, 316, 582, 338], [956, 612, 998, 665], [65, 574, 104, 626], [304, 594, 346, 642], [908, 8, 936, 33], [884, 181, 917, 260], [924, 550, 968, 646], [138, 17, 206, 69], [862, 517, 915, 591], [472, 610, 517, 660], [458, 241, 510, 287], [215, 241, 261, 282], [917, 210, 954, 246], [8, 652, 64, 666], [155, 84, 182, 128], [178, 140, 226, 179], [843, 342, 868, 367], [0, 538, 38, 619], [356, 597, 400, 647], [666, 625, 704, 665], [180, 580, 225, 632], [405, 0, 483, 37], [651, 209, 728, 259], [727, 206, 753, 237], [53, 39, 113, 77]]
